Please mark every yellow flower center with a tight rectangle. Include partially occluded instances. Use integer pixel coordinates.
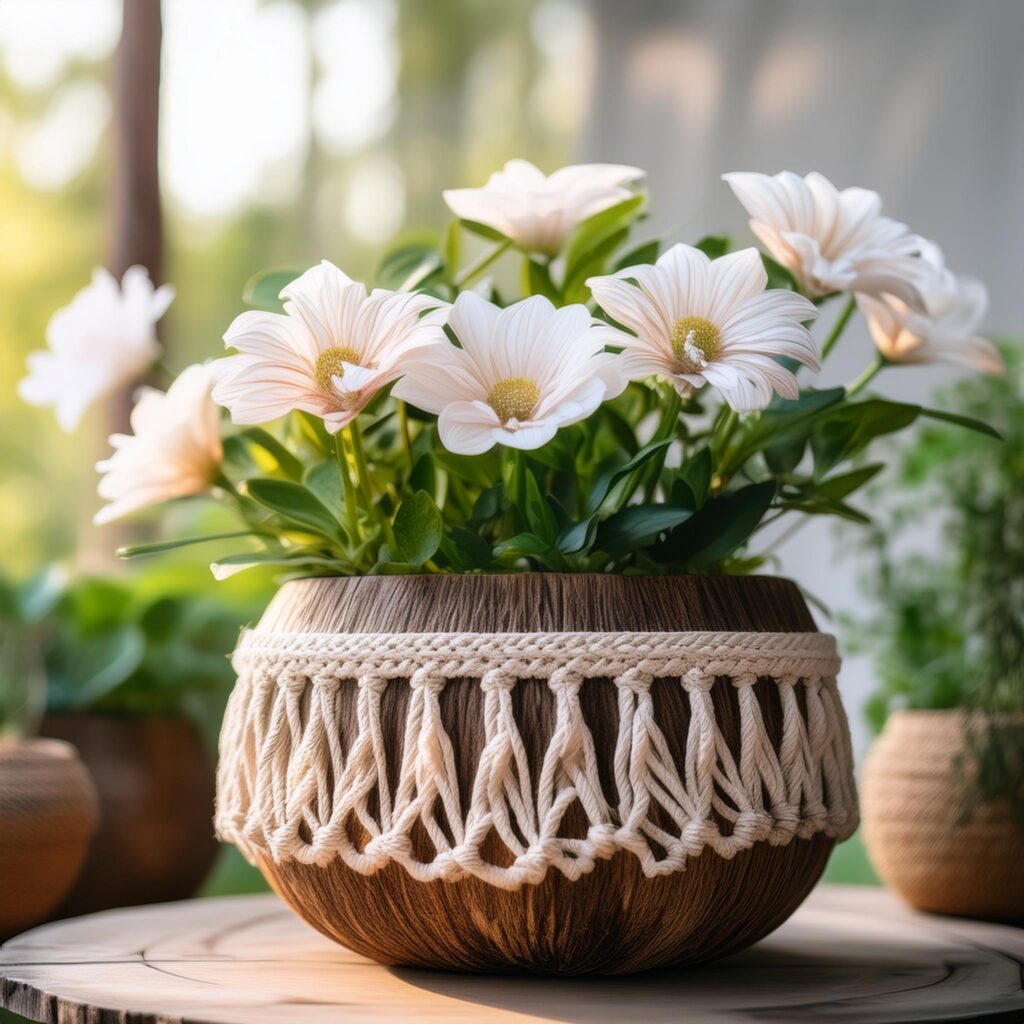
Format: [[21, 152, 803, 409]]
[[670, 316, 722, 374], [487, 377, 540, 423], [314, 346, 363, 393]]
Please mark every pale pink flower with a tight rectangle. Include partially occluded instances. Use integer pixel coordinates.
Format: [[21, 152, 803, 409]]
[[212, 261, 448, 434], [588, 244, 820, 412], [19, 266, 173, 432], [858, 243, 1003, 374], [393, 293, 625, 455], [94, 363, 223, 525], [443, 160, 644, 255], [723, 171, 924, 301]]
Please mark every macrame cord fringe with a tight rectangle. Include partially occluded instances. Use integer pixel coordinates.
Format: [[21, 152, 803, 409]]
[[216, 630, 858, 891]]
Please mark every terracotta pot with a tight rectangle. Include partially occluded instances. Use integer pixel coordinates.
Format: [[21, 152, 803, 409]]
[[862, 709, 1024, 921], [40, 714, 219, 915], [0, 738, 97, 940], [217, 574, 858, 974]]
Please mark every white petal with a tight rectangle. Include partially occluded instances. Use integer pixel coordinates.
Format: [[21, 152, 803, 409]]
[[438, 400, 502, 455]]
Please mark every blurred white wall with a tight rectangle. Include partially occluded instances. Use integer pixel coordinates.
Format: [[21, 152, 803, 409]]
[[583, 0, 1024, 754]]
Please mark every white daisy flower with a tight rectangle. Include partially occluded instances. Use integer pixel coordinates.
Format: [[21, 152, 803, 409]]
[[587, 244, 820, 412], [94, 363, 223, 525], [443, 159, 644, 256], [722, 170, 924, 301], [19, 266, 173, 432], [393, 293, 626, 455], [858, 242, 1003, 375], [212, 261, 448, 434]]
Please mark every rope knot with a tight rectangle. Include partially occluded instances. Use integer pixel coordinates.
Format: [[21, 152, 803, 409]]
[[358, 673, 388, 695], [731, 671, 759, 688], [480, 669, 517, 693], [617, 668, 653, 695], [548, 667, 583, 695], [682, 667, 714, 693], [364, 832, 411, 860], [411, 667, 445, 694]]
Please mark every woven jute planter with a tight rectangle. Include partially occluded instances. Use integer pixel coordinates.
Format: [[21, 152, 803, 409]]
[[216, 574, 858, 973], [862, 709, 1024, 921], [0, 738, 97, 940]]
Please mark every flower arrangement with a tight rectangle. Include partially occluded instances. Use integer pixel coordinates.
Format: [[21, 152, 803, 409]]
[[23, 162, 1002, 578]]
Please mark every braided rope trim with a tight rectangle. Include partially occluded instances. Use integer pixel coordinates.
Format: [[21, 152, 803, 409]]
[[216, 630, 858, 890]]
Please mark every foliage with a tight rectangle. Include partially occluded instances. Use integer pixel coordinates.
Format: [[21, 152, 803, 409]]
[[844, 341, 1024, 822], [0, 561, 267, 718], [118, 195, 996, 581]]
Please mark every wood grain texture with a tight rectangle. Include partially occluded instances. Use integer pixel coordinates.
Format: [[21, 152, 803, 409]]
[[251, 574, 833, 972], [3, 887, 1024, 1024]]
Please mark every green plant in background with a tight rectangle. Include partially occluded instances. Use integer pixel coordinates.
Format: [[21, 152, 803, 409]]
[[0, 560, 268, 722], [846, 340, 1024, 825]]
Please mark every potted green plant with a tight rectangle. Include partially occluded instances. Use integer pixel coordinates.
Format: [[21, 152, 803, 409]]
[[1, 562, 266, 915], [851, 344, 1023, 919], [41, 164, 1002, 971]]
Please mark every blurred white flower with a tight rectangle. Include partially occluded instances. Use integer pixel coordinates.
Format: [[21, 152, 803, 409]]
[[722, 171, 923, 301], [212, 261, 447, 434], [19, 266, 173, 432], [858, 243, 1003, 375], [393, 293, 624, 455], [443, 159, 644, 255], [588, 244, 820, 412], [94, 363, 223, 525]]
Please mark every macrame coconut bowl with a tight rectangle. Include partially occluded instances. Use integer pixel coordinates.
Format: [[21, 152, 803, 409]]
[[216, 574, 857, 974]]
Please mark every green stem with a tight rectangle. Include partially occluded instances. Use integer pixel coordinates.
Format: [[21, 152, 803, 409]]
[[335, 434, 359, 538], [349, 422, 396, 549], [641, 388, 682, 501], [396, 399, 413, 472], [819, 295, 857, 362], [453, 238, 513, 288], [846, 354, 887, 397]]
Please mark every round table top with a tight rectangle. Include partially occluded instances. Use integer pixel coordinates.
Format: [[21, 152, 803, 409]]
[[1, 884, 1022, 1024]]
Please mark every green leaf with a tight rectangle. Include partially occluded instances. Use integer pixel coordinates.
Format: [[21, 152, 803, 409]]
[[678, 448, 712, 509], [211, 551, 349, 580], [459, 218, 508, 242], [585, 438, 674, 515], [811, 399, 920, 477], [556, 514, 600, 555], [612, 239, 660, 272], [596, 505, 693, 556], [727, 387, 847, 469], [523, 470, 558, 544], [393, 491, 443, 565], [303, 459, 344, 513], [493, 533, 570, 571], [695, 235, 730, 259], [439, 528, 495, 572], [813, 463, 885, 501], [244, 478, 345, 542], [376, 242, 444, 291], [918, 407, 1003, 440], [117, 531, 266, 560], [779, 496, 872, 524], [522, 257, 561, 302], [242, 268, 301, 311], [443, 219, 461, 276], [762, 253, 799, 291], [655, 481, 776, 567], [562, 193, 645, 288], [236, 427, 304, 479]]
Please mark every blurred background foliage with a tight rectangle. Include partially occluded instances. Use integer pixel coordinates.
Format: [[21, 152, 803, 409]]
[[0, 0, 589, 574], [843, 341, 1024, 825]]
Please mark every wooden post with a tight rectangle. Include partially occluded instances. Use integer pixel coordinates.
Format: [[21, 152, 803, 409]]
[[109, 0, 164, 431]]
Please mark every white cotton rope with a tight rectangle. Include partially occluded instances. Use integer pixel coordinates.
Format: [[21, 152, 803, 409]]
[[216, 630, 858, 891]]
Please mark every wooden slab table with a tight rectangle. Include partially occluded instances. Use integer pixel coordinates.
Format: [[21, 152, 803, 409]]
[[2, 885, 1022, 1023]]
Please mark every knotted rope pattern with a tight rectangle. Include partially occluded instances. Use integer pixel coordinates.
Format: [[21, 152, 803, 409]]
[[216, 630, 858, 890]]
